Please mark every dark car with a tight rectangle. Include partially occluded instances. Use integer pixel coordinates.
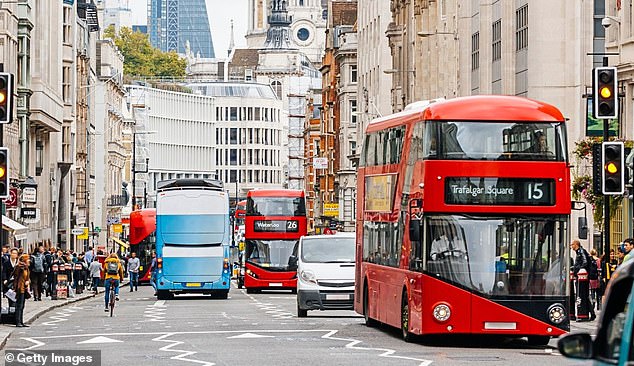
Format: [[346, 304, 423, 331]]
[[558, 260, 634, 365]]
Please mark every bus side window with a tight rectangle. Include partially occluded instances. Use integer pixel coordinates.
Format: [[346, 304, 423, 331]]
[[409, 218, 423, 271]]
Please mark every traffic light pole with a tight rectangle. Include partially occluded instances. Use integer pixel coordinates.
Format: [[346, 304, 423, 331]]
[[602, 56, 611, 261]]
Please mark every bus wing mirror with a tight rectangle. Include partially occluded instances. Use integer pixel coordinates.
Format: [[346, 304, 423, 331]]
[[578, 217, 588, 240], [409, 220, 421, 242], [288, 255, 298, 269]]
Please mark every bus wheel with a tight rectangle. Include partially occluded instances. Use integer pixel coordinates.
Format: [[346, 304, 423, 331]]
[[157, 290, 170, 300], [213, 290, 229, 299], [246, 288, 260, 294], [363, 285, 377, 327], [297, 304, 308, 318], [527, 336, 550, 346], [401, 290, 413, 342]]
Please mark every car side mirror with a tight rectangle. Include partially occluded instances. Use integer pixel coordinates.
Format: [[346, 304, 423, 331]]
[[288, 255, 298, 269], [557, 333, 593, 360], [578, 217, 588, 240]]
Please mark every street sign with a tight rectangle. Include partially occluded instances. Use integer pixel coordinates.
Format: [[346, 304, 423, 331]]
[[112, 224, 123, 233], [323, 203, 339, 217], [78, 228, 89, 240], [313, 157, 328, 169], [71, 228, 85, 235], [107, 216, 120, 225], [21, 187, 37, 203], [20, 207, 36, 219], [95, 226, 101, 233], [3, 188, 17, 208]]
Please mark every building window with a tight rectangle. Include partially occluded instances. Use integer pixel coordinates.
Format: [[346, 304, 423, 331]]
[[516, 4, 528, 51], [471, 32, 480, 71], [299, 0, 304, 5], [36, 140, 43, 176], [350, 100, 357, 125], [271, 81, 282, 99], [492, 20, 501, 61], [230, 149, 237, 165], [351, 65, 358, 83], [245, 69, 253, 81], [63, 6, 72, 44], [350, 141, 357, 156], [62, 66, 71, 103], [230, 128, 237, 144], [230, 107, 238, 121]]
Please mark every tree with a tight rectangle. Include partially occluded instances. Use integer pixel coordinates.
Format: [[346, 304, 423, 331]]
[[103, 26, 187, 78]]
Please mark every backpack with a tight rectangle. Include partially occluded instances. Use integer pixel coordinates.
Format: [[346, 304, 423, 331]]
[[106, 261, 119, 275], [33, 254, 44, 273], [587, 252, 599, 280]]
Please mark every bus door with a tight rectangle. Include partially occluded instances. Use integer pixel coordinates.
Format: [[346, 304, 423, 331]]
[[408, 199, 424, 332]]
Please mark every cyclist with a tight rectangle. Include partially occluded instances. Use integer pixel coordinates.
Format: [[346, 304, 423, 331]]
[[102, 253, 124, 312]]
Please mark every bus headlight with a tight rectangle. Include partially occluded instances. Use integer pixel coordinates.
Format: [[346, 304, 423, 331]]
[[246, 269, 258, 279], [300, 270, 317, 284], [433, 303, 451, 322], [547, 303, 565, 324]]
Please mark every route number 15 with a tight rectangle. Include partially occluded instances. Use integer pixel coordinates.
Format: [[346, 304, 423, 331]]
[[527, 183, 544, 200]]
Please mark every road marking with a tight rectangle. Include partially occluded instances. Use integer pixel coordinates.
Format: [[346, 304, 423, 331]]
[[321, 330, 433, 366], [41, 306, 85, 326], [226, 332, 275, 339], [153, 333, 215, 366], [144, 301, 167, 322], [77, 336, 123, 344], [19, 329, 434, 365], [154, 300, 166, 307]]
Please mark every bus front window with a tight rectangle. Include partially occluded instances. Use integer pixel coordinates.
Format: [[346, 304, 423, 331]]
[[424, 215, 567, 297], [246, 239, 298, 271]]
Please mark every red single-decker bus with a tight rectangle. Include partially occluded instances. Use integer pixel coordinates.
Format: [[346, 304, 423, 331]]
[[243, 189, 307, 292], [355, 95, 572, 346], [129, 208, 157, 283]]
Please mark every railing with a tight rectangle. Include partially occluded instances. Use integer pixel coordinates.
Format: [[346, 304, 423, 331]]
[[107, 194, 128, 207]]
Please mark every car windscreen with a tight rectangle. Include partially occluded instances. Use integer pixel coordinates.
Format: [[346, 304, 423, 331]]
[[301, 237, 355, 263]]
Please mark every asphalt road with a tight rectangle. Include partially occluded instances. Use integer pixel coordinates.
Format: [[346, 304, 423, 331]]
[[3, 284, 590, 366]]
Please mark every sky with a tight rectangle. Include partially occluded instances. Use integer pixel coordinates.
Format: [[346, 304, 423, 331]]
[[128, 0, 249, 58]]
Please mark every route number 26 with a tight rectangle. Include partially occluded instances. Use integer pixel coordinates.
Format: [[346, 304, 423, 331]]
[[527, 183, 544, 200], [286, 221, 298, 230]]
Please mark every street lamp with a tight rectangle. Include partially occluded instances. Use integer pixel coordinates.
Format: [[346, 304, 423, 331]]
[[123, 129, 157, 209]]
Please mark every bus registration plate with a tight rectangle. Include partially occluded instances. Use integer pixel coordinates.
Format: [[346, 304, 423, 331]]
[[185, 283, 202, 287], [268, 283, 283, 287], [326, 294, 350, 300]]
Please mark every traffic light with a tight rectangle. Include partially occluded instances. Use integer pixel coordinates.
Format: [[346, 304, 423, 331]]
[[593, 67, 618, 119], [0, 73, 13, 124], [0, 148, 8, 199], [602, 141, 624, 195]]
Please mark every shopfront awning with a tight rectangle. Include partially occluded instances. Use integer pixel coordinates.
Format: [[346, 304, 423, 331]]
[[3, 215, 27, 241], [110, 237, 129, 249]]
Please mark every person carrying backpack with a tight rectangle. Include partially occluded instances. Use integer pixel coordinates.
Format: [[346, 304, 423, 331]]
[[102, 253, 124, 312], [29, 246, 46, 301], [588, 248, 600, 312]]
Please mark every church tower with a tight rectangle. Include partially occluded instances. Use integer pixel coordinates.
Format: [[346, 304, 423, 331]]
[[246, 0, 326, 66]]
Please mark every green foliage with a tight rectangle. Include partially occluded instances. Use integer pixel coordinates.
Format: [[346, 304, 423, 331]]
[[103, 25, 186, 78]]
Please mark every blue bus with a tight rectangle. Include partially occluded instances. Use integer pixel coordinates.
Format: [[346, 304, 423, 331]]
[[154, 178, 232, 299]]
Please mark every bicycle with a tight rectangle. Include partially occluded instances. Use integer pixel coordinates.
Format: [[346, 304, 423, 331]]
[[108, 278, 116, 317]]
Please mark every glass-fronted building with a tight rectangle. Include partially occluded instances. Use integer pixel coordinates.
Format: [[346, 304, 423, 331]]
[[148, 0, 215, 58]]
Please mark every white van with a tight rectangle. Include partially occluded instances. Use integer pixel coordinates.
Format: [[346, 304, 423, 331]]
[[294, 233, 356, 317]]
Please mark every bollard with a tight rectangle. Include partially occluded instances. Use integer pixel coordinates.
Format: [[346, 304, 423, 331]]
[[569, 270, 576, 321], [577, 268, 590, 320], [50, 264, 59, 300]]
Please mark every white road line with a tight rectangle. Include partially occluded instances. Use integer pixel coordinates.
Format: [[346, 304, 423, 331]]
[[321, 330, 433, 366], [154, 300, 166, 307], [153, 333, 215, 366], [41, 306, 85, 326], [20, 329, 435, 365]]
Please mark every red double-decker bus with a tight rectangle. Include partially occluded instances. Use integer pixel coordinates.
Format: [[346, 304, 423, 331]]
[[242, 189, 307, 292], [355, 95, 572, 345], [235, 200, 247, 228], [129, 208, 157, 283]]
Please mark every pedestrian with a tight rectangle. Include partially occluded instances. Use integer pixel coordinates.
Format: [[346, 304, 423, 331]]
[[29, 246, 46, 301], [88, 257, 102, 294], [102, 253, 124, 312], [149, 252, 158, 295], [84, 246, 95, 264], [44, 247, 55, 297], [2, 248, 19, 287], [127, 252, 140, 292], [12, 254, 31, 327], [571, 239, 596, 321], [1, 245, 9, 260], [622, 238, 634, 264], [588, 248, 601, 312]]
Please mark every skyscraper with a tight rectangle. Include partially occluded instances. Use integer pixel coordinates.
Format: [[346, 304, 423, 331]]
[[148, 0, 215, 58]]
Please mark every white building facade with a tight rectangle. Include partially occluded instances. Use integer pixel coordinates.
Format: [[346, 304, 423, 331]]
[[188, 82, 286, 200], [125, 85, 216, 207]]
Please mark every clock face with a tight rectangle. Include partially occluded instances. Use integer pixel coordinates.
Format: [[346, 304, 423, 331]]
[[297, 27, 310, 42]]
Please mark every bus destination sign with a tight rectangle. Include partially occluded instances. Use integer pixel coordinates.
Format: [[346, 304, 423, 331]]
[[445, 177, 555, 206], [254, 220, 299, 233]]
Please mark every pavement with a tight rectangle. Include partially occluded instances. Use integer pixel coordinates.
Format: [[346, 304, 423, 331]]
[[0, 283, 600, 366], [0, 280, 129, 351]]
